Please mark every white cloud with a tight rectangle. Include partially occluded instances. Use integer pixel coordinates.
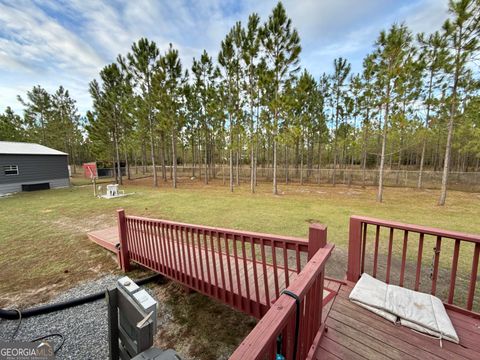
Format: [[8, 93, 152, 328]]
[[0, 0, 454, 115]]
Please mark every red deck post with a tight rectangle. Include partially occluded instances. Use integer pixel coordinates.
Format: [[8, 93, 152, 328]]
[[117, 209, 130, 272], [347, 216, 363, 282], [308, 224, 327, 260]]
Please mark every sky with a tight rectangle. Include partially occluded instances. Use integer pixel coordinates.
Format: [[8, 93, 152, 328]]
[[0, 0, 450, 115]]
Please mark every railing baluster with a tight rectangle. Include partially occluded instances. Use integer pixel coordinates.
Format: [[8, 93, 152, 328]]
[[203, 230, 212, 295], [159, 222, 170, 277], [467, 243, 479, 311], [173, 225, 184, 283], [431, 236, 442, 296], [295, 244, 301, 274], [140, 220, 148, 266], [157, 223, 167, 276], [127, 219, 137, 261], [180, 226, 189, 285], [168, 224, 179, 281], [144, 220, 152, 268], [125, 217, 132, 259], [209, 231, 219, 298], [151, 222, 161, 272], [216, 232, 227, 302], [260, 239, 270, 307], [190, 228, 200, 290], [386, 228, 393, 284], [232, 235, 243, 309], [182, 226, 192, 287], [223, 232, 235, 306], [180, 226, 188, 283], [250, 236, 261, 316], [155, 223, 165, 273], [399, 230, 408, 287], [134, 219, 142, 263], [448, 239, 461, 304], [283, 243, 289, 288], [415, 233, 424, 291], [146, 221, 155, 269], [196, 229, 206, 293], [361, 222, 367, 273], [241, 236, 251, 314], [373, 225, 380, 278], [271, 240, 280, 299]]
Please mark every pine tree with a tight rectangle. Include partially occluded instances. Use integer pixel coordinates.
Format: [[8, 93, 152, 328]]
[[0, 107, 24, 141], [121, 38, 161, 187], [417, 31, 449, 188], [373, 23, 414, 202], [159, 43, 187, 189], [17, 86, 51, 145], [330, 57, 351, 185], [261, 1, 301, 195], [438, 0, 480, 205]]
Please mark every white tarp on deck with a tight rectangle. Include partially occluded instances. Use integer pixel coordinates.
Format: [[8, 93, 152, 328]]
[[349, 273, 459, 344]]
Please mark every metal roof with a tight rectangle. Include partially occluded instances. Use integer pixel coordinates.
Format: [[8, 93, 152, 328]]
[[0, 141, 68, 156]]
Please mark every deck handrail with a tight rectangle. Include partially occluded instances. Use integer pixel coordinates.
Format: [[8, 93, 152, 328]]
[[117, 209, 326, 318], [229, 243, 334, 360], [125, 214, 310, 250], [347, 215, 480, 318]]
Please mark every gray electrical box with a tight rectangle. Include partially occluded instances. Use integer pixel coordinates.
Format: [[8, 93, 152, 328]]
[[106, 276, 181, 360]]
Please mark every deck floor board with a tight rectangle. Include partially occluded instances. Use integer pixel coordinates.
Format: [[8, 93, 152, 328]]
[[315, 284, 479, 360]]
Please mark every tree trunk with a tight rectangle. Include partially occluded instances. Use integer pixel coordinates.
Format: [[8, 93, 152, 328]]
[[273, 139, 278, 194], [149, 111, 158, 187], [124, 146, 130, 181], [205, 133, 209, 184], [250, 143, 255, 193], [377, 84, 390, 203], [191, 137, 196, 177], [317, 135, 322, 185], [439, 115, 454, 205], [418, 138, 427, 188], [285, 145, 289, 185], [172, 128, 177, 188], [229, 113, 234, 192], [236, 150, 240, 186], [229, 148, 233, 192], [300, 140, 304, 185], [361, 118, 368, 188], [114, 130, 122, 185], [439, 39, 461, 205], [142, 141, 146, 175]]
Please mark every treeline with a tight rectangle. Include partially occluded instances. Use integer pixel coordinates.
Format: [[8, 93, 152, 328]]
[[0, 86, 86, 170], [1, 1, 479, 205]]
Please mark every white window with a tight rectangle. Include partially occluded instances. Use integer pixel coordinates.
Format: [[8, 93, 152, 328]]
[[3, 165, 19, 176]]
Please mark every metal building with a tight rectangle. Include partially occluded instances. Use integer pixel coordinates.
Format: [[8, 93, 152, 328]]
[[0, 141, 70, 195]]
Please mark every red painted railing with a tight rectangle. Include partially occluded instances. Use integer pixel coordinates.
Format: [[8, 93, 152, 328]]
[[117, 210, 326, 318], [229, 242, 333, 360], [347, 215, 480, 317]]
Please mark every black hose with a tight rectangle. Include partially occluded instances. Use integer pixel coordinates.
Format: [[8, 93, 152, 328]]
[[0, 274, 161, 320], [281, 289, 301, 360]]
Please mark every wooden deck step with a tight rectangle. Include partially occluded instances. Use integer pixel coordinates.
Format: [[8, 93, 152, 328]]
[[87, 227, 119, 253]]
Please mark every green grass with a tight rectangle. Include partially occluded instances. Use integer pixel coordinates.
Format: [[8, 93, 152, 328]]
[[1, 178, 479, 308]]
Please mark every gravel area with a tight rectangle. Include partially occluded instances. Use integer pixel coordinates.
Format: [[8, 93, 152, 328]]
[[0, 275, 125, 359]]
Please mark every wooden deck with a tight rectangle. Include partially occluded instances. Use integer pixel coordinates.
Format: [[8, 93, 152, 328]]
[[88, 227, 334, 311], [87, 227, 119, 254], [315, 282, 480, 360]]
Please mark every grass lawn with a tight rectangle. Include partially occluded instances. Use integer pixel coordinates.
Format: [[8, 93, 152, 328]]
[[1, 177, 479, 309]]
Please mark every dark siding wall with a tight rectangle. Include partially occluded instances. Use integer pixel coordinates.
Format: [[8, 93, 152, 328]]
[[0, 154, 69, 185]]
